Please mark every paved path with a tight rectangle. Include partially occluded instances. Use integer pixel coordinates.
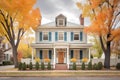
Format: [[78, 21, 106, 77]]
[[0, 65, 14, 71], [0, 77, 120, 80]]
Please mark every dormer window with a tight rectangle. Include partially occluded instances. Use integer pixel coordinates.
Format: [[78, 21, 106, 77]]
[[55, 14, 67, 27], [58, 19, 64, 26]]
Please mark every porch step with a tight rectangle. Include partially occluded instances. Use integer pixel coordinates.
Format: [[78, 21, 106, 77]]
[[55, 64, 68, 70]]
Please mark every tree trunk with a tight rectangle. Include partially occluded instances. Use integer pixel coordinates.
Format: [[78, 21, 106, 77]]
[[12, 47, 18, 68], [104, 41, 111, 69]]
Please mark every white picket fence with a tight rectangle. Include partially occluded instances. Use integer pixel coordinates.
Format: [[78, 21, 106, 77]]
[[92, 58, 120, 66], [21, 58, 120, 66]]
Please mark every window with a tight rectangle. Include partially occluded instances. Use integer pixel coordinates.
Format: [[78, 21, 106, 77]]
[[59, 20, 63, 26], [70, 50, 74, 59], [74, 33, 79, 40], [39, 50, 43, 59], [59, 32, 64, 40], [43, 32, 48, 40], [80, 50, 83, 59]]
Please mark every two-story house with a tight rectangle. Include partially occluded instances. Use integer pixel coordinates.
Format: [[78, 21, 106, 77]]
[[31, 14, 92, 69]]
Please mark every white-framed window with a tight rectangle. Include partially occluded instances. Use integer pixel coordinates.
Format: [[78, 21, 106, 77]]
[[43, 32, 48, 40], [57, 19, 64, 26], [74, 33, 79, 40], [59, 32, 64, 40]]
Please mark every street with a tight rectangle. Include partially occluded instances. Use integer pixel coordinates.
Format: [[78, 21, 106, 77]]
[[0, 77, 120, 80]]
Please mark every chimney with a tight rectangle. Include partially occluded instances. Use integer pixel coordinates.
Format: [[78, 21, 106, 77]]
[[79, 14, 84, 25]]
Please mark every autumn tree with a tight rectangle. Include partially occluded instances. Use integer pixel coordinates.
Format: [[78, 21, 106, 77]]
[[0, 0, 41, 67], [18, 34, 34, 58], [90, 35, 103, 58], [77, 0, 120, 69]]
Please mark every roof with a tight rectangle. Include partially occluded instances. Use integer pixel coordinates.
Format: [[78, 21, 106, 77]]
[[40, 21, 81, 27]]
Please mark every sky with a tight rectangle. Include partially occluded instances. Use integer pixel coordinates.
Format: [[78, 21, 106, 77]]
[[35, 0, 90, 26]]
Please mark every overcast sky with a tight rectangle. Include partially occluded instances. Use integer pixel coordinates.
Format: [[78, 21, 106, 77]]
[[35, 0, 90, 25]]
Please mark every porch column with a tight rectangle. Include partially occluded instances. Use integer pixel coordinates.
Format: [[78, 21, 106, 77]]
[[53, 48, 56, 69], [67, 48, 69, 69], [88, 48, 91, 62], [32, 48, 34, 63]]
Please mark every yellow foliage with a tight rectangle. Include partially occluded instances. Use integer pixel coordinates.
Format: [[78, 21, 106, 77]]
[[70, 58, 77, 63], [0, 0, 41, 40], [82, 57, 88, 63], [18, 42, 32, 58], [35, 57, 40, 62], [77, 0, 120, 43], [44, 58, 50, 63]]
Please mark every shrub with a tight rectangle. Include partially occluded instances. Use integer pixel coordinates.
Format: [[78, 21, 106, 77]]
[[35, 62, 39, 70], [72, 62, 76, 70], [18, 62, 22, 70], [116, 63, 120, 70], [22, 62, 27, 70], [41, 62, 45, 70], [98, 62, 103, 70], [29, 62, 33, 70], [2, 61, 13, 65], [93, 63, 98, 70], [47, 62, 51, 70], [81, 62, 85, 70], [87, 61, 92, 70]]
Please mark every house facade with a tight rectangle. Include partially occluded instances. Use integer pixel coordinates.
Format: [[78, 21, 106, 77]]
[[31, 14, 92, 69], [0, 36, 12, 64]]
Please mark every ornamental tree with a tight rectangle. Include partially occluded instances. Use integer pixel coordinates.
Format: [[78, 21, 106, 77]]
[[77, 0, 120, 69], [0, 0, 41, 67]]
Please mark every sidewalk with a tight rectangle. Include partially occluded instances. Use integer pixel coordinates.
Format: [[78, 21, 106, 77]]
[[0, 70, 120, 77], [0, 65, 14, 71]]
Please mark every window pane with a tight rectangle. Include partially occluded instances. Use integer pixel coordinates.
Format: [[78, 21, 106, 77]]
[[43, 33, 48, 40], [59, 20, 63, 26], [59, 32, 63, 40], [74, 34, 79, 40]]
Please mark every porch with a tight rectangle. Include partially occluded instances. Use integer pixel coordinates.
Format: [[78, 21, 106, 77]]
[[34, 48, 90, 69]]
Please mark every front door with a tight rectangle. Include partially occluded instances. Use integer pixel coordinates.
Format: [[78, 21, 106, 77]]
[[58, 52, 64, 63]]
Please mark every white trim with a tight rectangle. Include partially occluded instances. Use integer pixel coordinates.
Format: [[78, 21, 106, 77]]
[[67, 48, 69, 69], [32, 49, 34, 63], [53, 48, 56, 69]]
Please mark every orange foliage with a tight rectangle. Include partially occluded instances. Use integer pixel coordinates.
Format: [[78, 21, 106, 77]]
[[77, 0, 120, 42], [17, 51, 23, 62], [0, 0, 41, 32]]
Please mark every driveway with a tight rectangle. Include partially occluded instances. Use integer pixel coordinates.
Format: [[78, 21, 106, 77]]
[[0, 65, 14, 71], [0, 77, 120, 80]]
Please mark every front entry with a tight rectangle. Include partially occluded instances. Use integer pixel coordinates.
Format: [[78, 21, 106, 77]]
[[58, 52, 64, 63]]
